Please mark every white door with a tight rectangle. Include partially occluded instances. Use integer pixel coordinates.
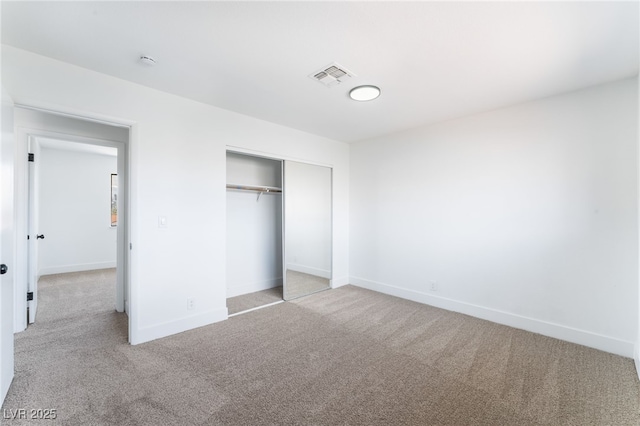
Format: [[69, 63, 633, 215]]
[[1, 87, 15, 403], [26, 139, 39, 323]]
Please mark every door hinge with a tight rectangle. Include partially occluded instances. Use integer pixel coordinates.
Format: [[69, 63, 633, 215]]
[[26, 292, 33, 301], [28, 153, 34, 162]]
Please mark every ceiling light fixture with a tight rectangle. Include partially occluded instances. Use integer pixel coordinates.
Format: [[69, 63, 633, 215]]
[[139, 55, 156, 66], [349, 85, 381, 102]]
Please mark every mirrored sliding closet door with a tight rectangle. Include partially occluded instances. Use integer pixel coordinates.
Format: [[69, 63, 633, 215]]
[[283, 161, 332, 300]]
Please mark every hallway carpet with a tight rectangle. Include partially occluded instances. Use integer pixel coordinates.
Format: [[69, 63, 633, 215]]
[[2, 271, 639, 425]]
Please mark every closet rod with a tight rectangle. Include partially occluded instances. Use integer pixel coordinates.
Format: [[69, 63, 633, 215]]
[[226, 184, 282, 193]]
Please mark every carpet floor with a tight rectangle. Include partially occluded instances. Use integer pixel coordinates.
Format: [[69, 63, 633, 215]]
[[227, 287, 283, 315], [284, 270, 330, 300], [2, 270, 640, 425]]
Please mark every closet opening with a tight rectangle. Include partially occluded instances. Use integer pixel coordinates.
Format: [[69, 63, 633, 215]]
[[226, 152, 284, 315], [225, 150, 333, 316]]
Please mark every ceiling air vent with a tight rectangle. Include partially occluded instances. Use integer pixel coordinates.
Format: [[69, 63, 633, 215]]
[[309, 63, 355, 88]]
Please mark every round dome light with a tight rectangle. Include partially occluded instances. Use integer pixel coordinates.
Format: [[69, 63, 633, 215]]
[[349, 85, 381, 102]]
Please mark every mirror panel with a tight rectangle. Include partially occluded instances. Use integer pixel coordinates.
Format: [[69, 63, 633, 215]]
[[283, 161, 332, 300]]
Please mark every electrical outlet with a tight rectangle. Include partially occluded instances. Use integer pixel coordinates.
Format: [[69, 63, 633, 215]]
[[429, 281, 438, 292], [187, 298, 195, 311]]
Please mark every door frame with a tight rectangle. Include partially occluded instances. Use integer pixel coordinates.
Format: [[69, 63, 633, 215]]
[[1, 87, 15, 405], [26, 135, 39, 323], [22, 130, 126, 325], [13, 104, 136, 343]]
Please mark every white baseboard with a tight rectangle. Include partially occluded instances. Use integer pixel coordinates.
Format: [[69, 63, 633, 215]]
[[331, 276, 350, 288], [131, 307, 228, 345], [39, 261, 116, 276], [227, 277, 282, 298], [287, 263, 331, 279], [350, 276, 634, 358]]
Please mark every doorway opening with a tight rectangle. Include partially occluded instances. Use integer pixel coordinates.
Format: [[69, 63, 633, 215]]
[[15, 107, 130, 341]]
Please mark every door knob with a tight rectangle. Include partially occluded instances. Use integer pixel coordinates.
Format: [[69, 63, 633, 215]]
[[36, 234, 45, 240], [0, 264, 7, 275]]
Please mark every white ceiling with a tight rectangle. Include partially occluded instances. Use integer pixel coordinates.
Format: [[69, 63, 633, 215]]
[[2, 1, 638, 143]]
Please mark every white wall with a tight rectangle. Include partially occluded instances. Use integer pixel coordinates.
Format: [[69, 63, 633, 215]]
[[227, 152, 281, 188], [226, 153, 283, 298], [351, 77, 639, 357], [2, 45, 350, 344], [38, 147, 117, 275]]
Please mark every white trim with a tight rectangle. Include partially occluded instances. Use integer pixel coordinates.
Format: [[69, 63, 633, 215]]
[[636, 57, 640, 381], [226, 145, 333, 169], [350, 276, 635, 358], [39, 262, 117, 277], [331, 276, 350, 288], [14, 103, 133, 129], [228, 300, 284, 317], [227, 277, 282, 298], [13, 128, 29, 332], [286, 263, 331, 279], [17, 127, 124, 150], [132, 308, 228, 345]]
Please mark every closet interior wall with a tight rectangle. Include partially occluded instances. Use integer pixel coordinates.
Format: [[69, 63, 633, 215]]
[[226, 152, 283, 298]]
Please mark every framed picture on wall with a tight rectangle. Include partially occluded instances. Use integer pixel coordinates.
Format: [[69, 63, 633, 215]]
[[111, 174, 118, 227]]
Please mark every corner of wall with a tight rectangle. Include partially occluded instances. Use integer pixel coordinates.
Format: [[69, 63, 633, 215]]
[[130, 307, 228, 345], [331, 276, 350, 288], [635, 341, 640, 381]]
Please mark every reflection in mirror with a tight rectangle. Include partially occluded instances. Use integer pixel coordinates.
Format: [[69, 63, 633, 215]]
[[283, 161, 332, 300]]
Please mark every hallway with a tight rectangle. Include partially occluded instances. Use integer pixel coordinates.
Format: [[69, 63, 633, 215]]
[[2, 269, 127, 423]]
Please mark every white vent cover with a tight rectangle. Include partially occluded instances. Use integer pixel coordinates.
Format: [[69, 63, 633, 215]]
[[309, 63, 355, 87]]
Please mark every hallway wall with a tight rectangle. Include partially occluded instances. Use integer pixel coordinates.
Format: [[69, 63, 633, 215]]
[[38, 147, 117, 275]]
